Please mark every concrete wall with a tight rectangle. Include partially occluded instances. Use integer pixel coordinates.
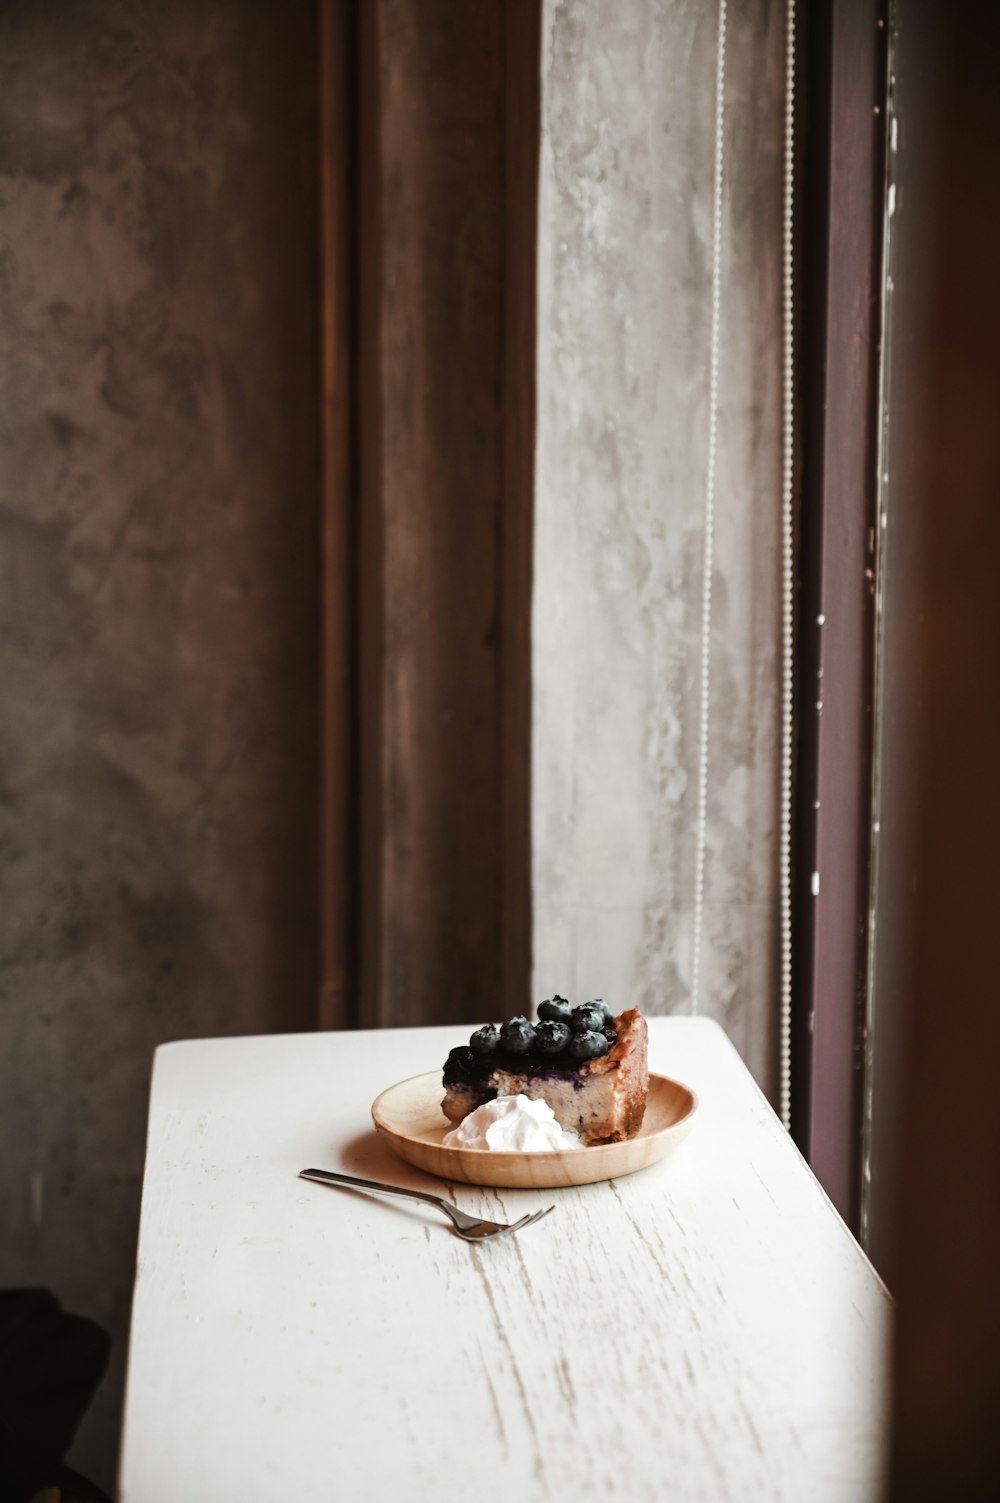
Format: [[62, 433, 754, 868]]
[[533, 0, 786, 1092], [0, 2, 319, 1487]]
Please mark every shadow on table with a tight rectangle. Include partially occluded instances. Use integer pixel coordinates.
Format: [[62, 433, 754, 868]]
[[333, 1129, 427, 1183], [307, 1129, 454, 1233]]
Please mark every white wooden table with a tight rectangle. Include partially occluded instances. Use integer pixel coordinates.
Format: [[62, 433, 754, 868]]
[[118, 1018, 891, 1502]]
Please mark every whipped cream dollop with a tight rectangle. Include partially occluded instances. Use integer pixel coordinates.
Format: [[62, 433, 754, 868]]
[[442, 1094, 582, 1152]]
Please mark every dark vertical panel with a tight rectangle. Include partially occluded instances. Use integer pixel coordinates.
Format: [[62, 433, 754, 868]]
[[501, 2, 541, 1015], [358, 0, 537, 1028], [377, 0, 504, 1028], [862, 0, 938, 1282], [358, 0, 385, 1027], [793, 0, 886, 1228], [887, 1, 1000, 1494], [319, 0, 357, 1030]]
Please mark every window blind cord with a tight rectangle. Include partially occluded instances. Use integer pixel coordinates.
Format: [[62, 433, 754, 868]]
[[690, 0, 726, 1023], [693, 0, 796, 1135], [779, 0, 796, 1133]]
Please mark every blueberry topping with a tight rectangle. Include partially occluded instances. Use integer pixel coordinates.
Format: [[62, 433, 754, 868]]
[[569, 1029, 610, 1061], [537, 996, 572, 1025], [587, 999, 615, 1026], [470, 1023, 501, 1056], [571, 1003, 606, 1035], [499, 1015, 536, 1054], [535, 1020, 572, 1055], [443, 1044, 477, 1083], [444, 996, 619, 1082]]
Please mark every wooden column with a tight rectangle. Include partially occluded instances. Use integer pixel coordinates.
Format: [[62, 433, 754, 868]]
[[319, 0, 357, 1030], [320, 1, 540, 1028], [500, 0, 541, 1030]]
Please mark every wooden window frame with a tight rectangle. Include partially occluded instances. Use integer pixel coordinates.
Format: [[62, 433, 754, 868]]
[[792, 0, 888, 1232]]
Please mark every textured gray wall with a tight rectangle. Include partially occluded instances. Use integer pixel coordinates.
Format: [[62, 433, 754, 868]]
[[533, 0, 785, 1091], [0, 2, 319, 1487]]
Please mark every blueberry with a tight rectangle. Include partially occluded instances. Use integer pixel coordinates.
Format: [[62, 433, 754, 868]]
[[470, 1024, 501, 1056], [535, 1020, 572, 1055], [443, 1045, 476, 1082], [569, 1029, 610, 1061], [537, 996, 572, 1025], [500, 1016, 536, 1055], [571, 1004, 606, 1034], [587, 999, 615, 1026], [602, 1028, 619, 1050]]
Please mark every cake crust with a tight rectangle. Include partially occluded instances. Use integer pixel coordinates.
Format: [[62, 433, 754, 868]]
[[442, 1008, 649, 1146]]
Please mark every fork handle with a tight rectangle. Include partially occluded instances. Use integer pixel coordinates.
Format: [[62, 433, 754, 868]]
[[299, 1168, 445, 1213]]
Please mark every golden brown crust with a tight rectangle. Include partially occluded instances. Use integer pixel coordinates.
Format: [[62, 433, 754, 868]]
[[581, 1008, 649, 1143], [578, 1007, 646, 1078]]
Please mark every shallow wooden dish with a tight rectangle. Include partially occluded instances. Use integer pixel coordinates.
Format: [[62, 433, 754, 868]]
[[371, 1071, 698, 1188]]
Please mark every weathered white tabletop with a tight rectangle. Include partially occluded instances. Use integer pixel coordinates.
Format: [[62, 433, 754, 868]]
[[118, 1018, 890, 1502]]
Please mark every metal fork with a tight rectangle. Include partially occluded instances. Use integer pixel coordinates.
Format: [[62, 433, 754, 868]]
[[299, 1168, 554, 1242]]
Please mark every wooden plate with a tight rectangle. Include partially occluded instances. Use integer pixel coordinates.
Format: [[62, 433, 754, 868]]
[[370, 1071, 698, 1188]]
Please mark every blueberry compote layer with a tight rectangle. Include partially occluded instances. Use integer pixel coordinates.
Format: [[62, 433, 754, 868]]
[[443, 1000, 620, 1091]]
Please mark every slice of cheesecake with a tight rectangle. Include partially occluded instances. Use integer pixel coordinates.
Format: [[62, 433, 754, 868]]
[[442, 1006, 648, 1147]]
